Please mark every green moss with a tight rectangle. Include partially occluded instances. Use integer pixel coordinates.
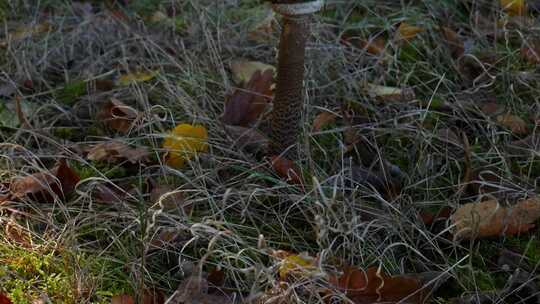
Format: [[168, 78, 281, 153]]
[[57, 80, 87, 106], [0, 242, 131, 303]]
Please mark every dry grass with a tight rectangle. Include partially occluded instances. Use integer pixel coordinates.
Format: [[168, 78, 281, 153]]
[[1, 0, 539, 303]]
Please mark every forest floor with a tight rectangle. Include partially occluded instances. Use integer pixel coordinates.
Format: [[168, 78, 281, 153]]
[[1, 0, 539, 303]]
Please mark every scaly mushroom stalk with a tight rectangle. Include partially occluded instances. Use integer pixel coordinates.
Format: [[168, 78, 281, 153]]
[[270, 0, 323, 159]]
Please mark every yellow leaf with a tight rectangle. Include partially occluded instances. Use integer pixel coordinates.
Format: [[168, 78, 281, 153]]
[[117, 70, 158, 86], [397, 22, 423, 41], [500, 0, 526, 16], [163, 124, 208, 168], [230, 60, 275, 85], [278, 253, 317, 280], [0, 22, 51, 47]]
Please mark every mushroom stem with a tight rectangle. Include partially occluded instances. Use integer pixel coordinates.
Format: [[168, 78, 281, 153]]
[[270, 0, 322, 159]]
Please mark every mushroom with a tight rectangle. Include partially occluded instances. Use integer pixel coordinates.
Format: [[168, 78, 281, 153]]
[[269, 0, 323, 159]]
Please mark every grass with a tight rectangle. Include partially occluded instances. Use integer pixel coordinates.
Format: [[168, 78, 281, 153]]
[[0, 0, 539, 303]]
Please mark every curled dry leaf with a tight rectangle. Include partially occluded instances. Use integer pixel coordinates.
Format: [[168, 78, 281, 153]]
[[96, 98, 139, 133], [10, 159, 80, 203], [222, 69, 273, 127], [366, 83, 415, 103], [496, 113, 528, 135], [328, 266, 426, 303], [230, 60, 275, 85], [312, 111, 337, 132], [224, 125, 268, 152], [162, 124, 208, 168], [270, 156, 303, 185], [451, 196, 540, 240], [86, 140, 149, 164]]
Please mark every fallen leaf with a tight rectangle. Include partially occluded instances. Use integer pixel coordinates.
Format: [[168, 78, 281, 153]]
[[0, 22, 51, 47], [221, 69, 273, 127], [277, 252, 317, 280], [270, 156, 303, 185], [96, 98, 139, 133], [165, 275, 233, 304], [5, 218, 32, 248], [341, 34, 388, 57], [420, 207, 453, 226], [92, 184, 125, 204], [396, 22, 423, 42], [312, 111, 337, 132], [86, 140, 149, 164], [501, 0, 527, 16], [150, 185, 187, 211], [163, 124, 208, 168], [328, 266, 426, 303], [117, 70, 158, 86], [496, 113, 528, 135], [207, 268, 225, 287], [441, 27, 464, 59], [0, 293, 12, 304], [366, 83, 415, 103], [230, 60, 275, 85], [10, 159, 80, 202], [521, 43, 540, 64], [111, 294, 134, 304], [224, 125, 269, 152], [451, 196, 540, 239]]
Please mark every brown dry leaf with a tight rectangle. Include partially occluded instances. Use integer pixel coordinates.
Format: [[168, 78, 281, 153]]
[[496, 113, 528, 135], [230, 60, 275, 85], [366, 83, 415, 103], [224, 125, 269, 152], [441, 27, 465, 59], [270, 156, 303, 185], [521, 43, 540, 64], [166, 275, 233, 304], [111, 294, 134, 304], [451, 196, 540, 240], [221, 69, 273, 127], [312, 111, 337, 132], [501, 0, 527, 16], [149, 228, 184, 249], [111, 290, 164, 304], [10, 159, 80, 203], [0, 293, 12, 304], [5, 218, 32, 248], [96, 98, 139, 133], [87, 141, 149, 164], [342, 34, 388, 57], [328, 266, 426, 303], [150, 185, 187, 211], [93, 184, 125, 204], [420, 207, 453, 226]]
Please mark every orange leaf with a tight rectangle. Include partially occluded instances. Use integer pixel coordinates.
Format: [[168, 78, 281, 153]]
[[329, 266, 425, 303], [270, 156, 303, 185]]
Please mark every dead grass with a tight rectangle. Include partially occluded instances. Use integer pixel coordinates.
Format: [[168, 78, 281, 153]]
[[0, 0, 539, 303]]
